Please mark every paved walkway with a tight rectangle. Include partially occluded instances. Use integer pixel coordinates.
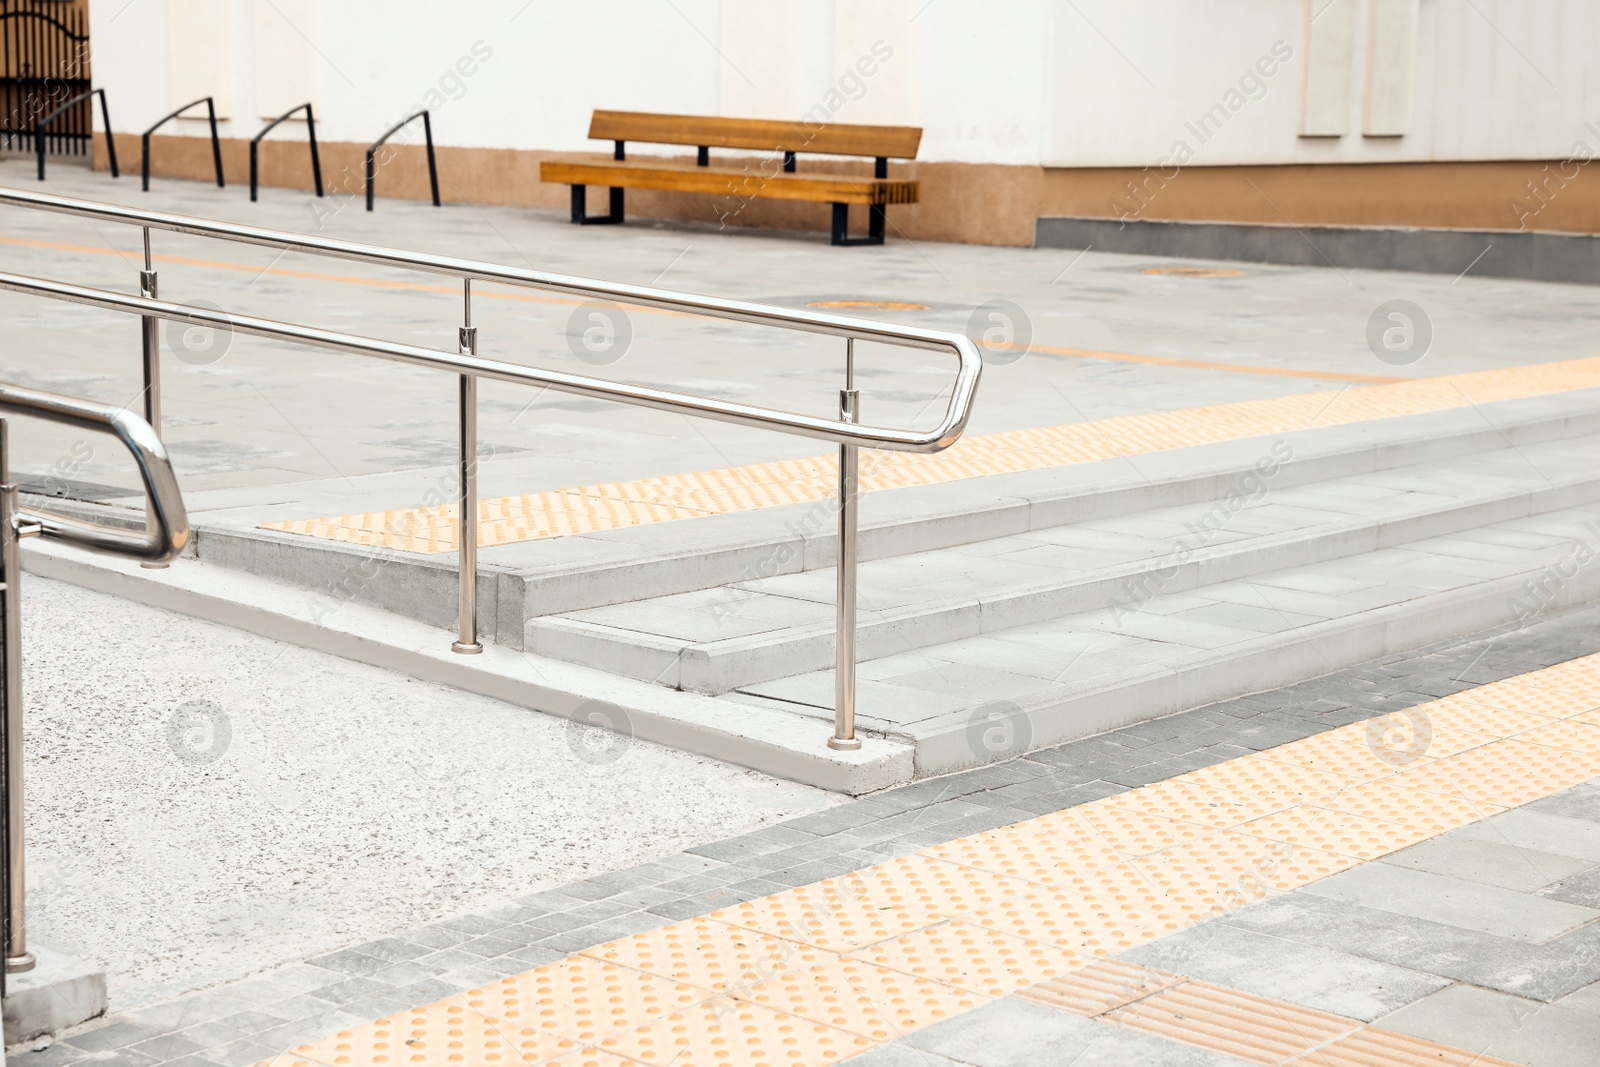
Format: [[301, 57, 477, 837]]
[[4, 158, 1600, 554], [14, 597, 1600, 1066]]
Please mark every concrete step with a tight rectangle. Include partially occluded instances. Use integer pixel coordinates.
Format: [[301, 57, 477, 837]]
[[187, 392, 1600, 645], [523, 432, 1600, 693], [735, 500, 1600, 777]]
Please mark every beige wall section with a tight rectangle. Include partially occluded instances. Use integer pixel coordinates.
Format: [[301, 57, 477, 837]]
[[718, 0, 801, 119], [1301, 0, 1358, 136], [103, 138, 1600, 247], [1040, 160, 1600, 235], [254, 0, 319, 119], [170, 0, 231, 118], [836, 0, 919, 126]]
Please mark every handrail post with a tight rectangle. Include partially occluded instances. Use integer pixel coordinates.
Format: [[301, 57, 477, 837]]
[[830, 339, 862, 751], [452, 279, 482, 654], [1, 419, 36, 974], [205, 97, 224, 188], [139, 227, 167, 569], [423, 111, 440, 207]]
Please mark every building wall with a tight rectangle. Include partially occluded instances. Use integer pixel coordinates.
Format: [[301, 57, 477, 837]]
[[85, 1, 1600, 246]]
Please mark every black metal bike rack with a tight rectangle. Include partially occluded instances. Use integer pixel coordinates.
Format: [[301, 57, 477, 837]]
[[250, 102, 322, 202], [365, 109, 440, 211], [140, 96, 224, 192], [34, 87, 116, 181]]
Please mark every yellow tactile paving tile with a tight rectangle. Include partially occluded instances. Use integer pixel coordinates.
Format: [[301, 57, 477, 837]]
[[270, 992, 588, 1066], [1321, 779, 1509, 832], [1233, 804, 1442, 861], [957, 882, 1195, 955], [266, 354, 1600, 552], [1026, 804, 1213, 857], [1136, 830, 1360, 907], [929, 825, 1127, 885], [260, 651, 1600, 1067], [1107, 980, 1360, 1065], [1109, 777, 1290, 830], [728, 955, 986, 1042], [1014, 957, 1185, 1017], [592, 994, 873, 1065], [709, 855, 1029, 951], [842, 921, 1084, 998], [578, 917, 830, 995]]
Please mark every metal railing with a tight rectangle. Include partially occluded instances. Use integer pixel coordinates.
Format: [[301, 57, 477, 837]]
[[0, 383, 189, 979], [0, 185, 982, 755]]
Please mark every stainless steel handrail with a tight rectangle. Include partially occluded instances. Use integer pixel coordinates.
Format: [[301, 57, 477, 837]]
[[0, 185, 983, 756], [0, 383, 189, 976]]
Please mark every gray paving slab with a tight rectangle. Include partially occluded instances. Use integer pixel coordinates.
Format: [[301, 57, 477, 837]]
[[1457, 810, 1600, 863], [1381, 832, 1595, 893], [1304, 862, 1600, 943], [1377, 984, 1600, 1067], [899, 998, 1253, 1066], [1124, 923, 1451, 1022]]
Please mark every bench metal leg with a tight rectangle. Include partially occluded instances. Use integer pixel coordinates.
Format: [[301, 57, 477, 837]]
[[830, 203, 886, 247], [571, 185, 624, 225]]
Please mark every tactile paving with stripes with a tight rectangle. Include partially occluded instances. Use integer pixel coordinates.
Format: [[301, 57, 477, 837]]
[[261, 652, 1600, 1066], [1019, 959, 1521, 1066], [264, 355, 1600, 552]]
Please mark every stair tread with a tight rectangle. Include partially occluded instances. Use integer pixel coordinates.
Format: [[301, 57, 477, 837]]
[[529, 434, 1600, 681]]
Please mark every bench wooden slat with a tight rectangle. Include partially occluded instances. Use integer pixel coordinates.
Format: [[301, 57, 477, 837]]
[[541, 159, 919, 206], [588, 110, 922, 160]]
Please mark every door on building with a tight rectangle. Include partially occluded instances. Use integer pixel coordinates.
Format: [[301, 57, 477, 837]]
[[0, 0, 90, 159]]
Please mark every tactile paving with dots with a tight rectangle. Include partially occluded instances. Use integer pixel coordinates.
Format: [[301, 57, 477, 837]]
[[274, 994, 584, 1066], [843, 920, 1083, 997], [728, 955, 986, 1042], [579, 918, 831, 995], [929, 826, 1127, 885], [1026, 803, 1212, 857], [264, 355, 1600, 552], [958, 883, 1194, 955], [1253, 733, 1424, 781], [711, 855, 1029, 951], [592, 994, 872, 1066], [1108, 778, 1291, 830], [256, 651, 1600, 1067], [1136, 830, 1358, 905], [1322, 780, 1508, 830], [1231, 805, 1436, 861]]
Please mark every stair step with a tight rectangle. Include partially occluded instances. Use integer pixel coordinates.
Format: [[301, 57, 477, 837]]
[[190, 392, 1600, 639], [728, 500, 1600, 776], [526, 433, 1600, 693]]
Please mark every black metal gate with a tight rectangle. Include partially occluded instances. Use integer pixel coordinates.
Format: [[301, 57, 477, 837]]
[[0, 0, 90, 156]]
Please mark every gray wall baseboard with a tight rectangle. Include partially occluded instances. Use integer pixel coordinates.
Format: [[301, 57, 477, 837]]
[[1035, 216, 1600, 285]]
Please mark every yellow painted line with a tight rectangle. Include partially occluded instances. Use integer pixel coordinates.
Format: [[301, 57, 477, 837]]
[[0, 235, 1400, 384], [262, 654, 1600, 1066], [1026, 341, 1404, 384], [265, 354, 1600, 553]]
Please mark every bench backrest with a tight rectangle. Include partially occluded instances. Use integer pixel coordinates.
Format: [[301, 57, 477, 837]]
[[589, 111, 922, 159]]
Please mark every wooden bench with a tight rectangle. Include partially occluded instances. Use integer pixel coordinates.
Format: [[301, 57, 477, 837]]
[[540, 111, 921, 246]]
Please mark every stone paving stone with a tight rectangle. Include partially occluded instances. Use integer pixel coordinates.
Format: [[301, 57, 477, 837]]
[[1124, 923, 1452, 1022], [1556, 980, 1600, 1017], [1305, 863, 1600, 943], [1456, 809, 1600, 862], [900, 996, 1253, 1066], [1541, 866, 1600, 908], [1380, 831, 1595, 893], [62, 1022, 162, 1053], [126, 1032, 208, 1062], [1378, 984, 1600, 1067]]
